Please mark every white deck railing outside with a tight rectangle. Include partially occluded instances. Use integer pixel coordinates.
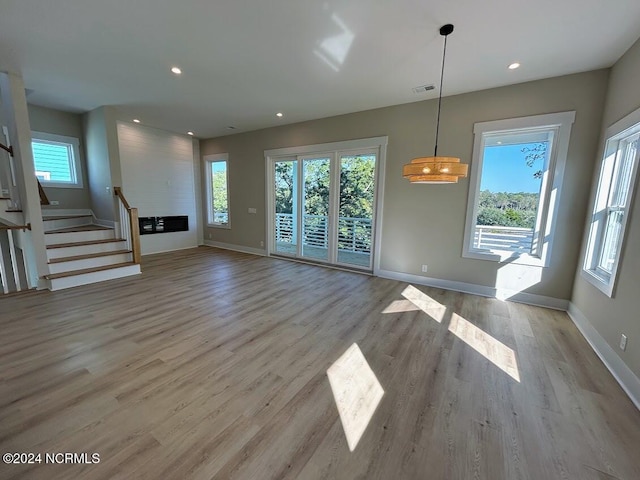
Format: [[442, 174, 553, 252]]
[[474, 225, 534, 253], [275, 213, 372, 254]]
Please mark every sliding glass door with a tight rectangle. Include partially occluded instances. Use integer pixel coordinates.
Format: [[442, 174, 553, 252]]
[[338, 153, 376, 268], [301, 156, 331, 262], [270, 148, 378, 270], [273, 159, 298, 256]]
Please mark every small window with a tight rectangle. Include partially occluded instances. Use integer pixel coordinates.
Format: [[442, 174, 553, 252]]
[[582, 109, 640, 297], [205, 154, 230, 227], [463, 112, 575, 266], [31, 132, 82, 188]]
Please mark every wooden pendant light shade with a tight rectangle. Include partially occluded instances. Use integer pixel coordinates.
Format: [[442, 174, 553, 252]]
[[404, 24, 468, 184], [403, 156, 468, 183]]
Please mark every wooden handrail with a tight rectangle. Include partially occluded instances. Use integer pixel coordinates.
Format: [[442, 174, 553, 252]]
[[114, 187, 132, 210], [113, 187, 141, 264], [0, 142, 12, 156], [0, 223, 31, 231], [37, 179, 50, 206]]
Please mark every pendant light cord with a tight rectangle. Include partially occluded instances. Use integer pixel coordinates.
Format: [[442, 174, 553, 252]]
[[434, 32, 448, 157]]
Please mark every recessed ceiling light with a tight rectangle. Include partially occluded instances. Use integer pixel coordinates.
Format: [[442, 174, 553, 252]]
[[508, 62, 521, 70], [187, 131, 194, 136], [276, 112, 283, 117], [133, 119, 141, 123], [171, 67, 182, 75]]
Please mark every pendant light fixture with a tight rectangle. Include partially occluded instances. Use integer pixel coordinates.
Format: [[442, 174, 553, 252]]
[[403, 24, 468, 184]]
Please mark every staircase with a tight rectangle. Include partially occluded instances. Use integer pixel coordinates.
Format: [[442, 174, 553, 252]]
[[42, 214, 141, 290]]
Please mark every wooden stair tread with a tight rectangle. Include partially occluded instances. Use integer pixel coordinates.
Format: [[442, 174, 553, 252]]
[[45, 262, 137, 279], [5, 209, 22, 212], [42, 214, 93, 221], [45, 225, 112, 234], [0, 196, 11, 200], [47, 238, 126, 249], [48, 249, 132, 264]]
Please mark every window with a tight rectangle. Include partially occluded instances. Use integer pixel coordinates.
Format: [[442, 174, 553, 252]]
[[582, 108, 640, 297], [205, 154, 230, 227], [463, 112, 575, 266], [31, 132, 82, 188]]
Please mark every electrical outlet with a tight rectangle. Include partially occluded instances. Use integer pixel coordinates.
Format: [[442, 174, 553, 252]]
[[248, 207, 257, 214], [260, 241, 264, 247], [50, 200, 59, 206], [421, 264, 428, 273], [208, 233, 212, 239], [620, 334, 628, 351]]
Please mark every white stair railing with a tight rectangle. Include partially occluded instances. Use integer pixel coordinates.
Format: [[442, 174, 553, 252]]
[[0, 223, 30, 294], [1, 125, 21, 212], [114, 187, 141, 264]]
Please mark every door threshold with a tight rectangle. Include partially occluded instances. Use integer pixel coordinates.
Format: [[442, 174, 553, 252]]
[[269, 254, 373, 275]]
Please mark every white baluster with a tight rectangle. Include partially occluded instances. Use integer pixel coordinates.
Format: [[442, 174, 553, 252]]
[[0, 231, 8, 294], [7, 229, 21, 291]]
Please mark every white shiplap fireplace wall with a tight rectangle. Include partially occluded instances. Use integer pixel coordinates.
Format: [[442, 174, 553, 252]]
[[117, 122, 198, 254]]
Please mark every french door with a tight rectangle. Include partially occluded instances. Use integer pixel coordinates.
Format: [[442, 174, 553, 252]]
[[270, 148, 378, 270]]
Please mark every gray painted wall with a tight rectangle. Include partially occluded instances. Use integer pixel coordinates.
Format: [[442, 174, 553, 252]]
[[572, 37, 640, 378], [28, 104, 91, 210], [201, 69, 608, 303], [83, 107, 115, 221]]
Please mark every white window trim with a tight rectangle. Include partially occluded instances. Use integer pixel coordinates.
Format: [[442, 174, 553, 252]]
[[581, 106, 640, 297], [31, 131, 83, 188], [204, 153, 231, 229], [462, 111, 576, 267]]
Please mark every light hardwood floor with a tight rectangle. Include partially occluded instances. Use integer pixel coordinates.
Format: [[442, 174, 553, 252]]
[[1, 247, 639, 479]]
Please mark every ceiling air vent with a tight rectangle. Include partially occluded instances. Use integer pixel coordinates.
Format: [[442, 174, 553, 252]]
[[412, 84, 435, 94]]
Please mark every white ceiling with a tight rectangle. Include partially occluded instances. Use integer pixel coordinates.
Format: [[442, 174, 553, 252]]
[[1, 0, 639, 138]]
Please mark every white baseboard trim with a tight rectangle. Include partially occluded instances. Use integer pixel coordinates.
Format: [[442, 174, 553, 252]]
[[567, 303, 640, 410], [41, 208, 93, 217], [203, 240, 266, 256], [93, 217, 115, 229], [141, 245, 200, 256], [375, 268, 569, 310]]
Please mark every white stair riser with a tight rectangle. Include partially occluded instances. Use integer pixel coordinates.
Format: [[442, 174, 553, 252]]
[[45, 229, 115, 245], [49, 265, 141, 291], [42, 217, 93, 232], [47, 241, 128, 259], [0, 210, 24, 226], [49, 253, 132, 274]]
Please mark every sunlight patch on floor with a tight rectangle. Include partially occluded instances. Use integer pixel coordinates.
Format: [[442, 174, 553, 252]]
[[327, 343, 384, 452], [448, 313, 521, 382], [381, 299, 420, 314], [397, 284, 446, 322]]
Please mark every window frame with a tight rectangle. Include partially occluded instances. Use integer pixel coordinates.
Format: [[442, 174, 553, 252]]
[[204, 153, 231, 229], [581, 107, 640, 297], [462, 111, 576, 267], [31, 131, 83, 188]]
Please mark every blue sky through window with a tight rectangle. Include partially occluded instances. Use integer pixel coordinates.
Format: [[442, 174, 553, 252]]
[[480, 143, 545, 193], [212, 161, 226, 175]]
